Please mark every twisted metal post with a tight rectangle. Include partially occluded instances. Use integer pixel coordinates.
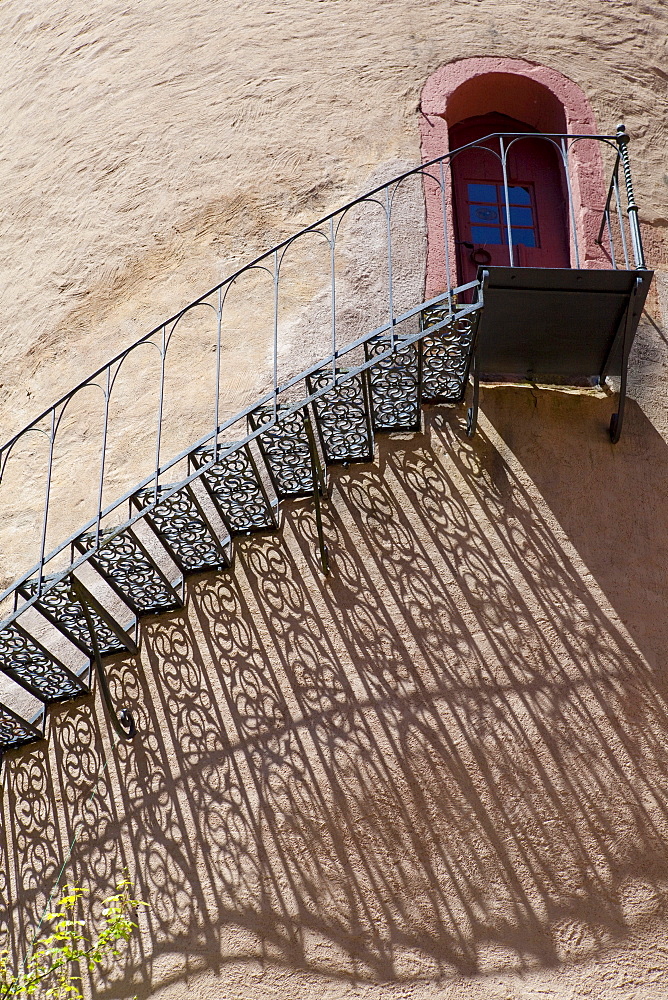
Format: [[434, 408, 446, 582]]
[[616, 123, 647, 270]]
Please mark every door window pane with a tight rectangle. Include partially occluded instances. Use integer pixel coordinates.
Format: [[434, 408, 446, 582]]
[[468, 183, 497, 203], [508, 185, 532, 206], [506, 206, 534, 226], [512, 228, 536, 247], [466, 181, 538, 249], [471, 225, 503, 245], [470, 204, 500, 223]]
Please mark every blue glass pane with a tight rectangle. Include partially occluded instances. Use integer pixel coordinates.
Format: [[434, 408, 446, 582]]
[[468, 183, 497, 203], [469, 204, 500, 223], [501, 205, 534, 226], [509, 205, 533, 226], [471, 225, 502, 245], [512, 228, 536, 247], [508, 185, 531, 205]]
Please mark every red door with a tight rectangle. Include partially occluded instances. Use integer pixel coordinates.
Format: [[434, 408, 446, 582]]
[[450, 113, 571, 286]]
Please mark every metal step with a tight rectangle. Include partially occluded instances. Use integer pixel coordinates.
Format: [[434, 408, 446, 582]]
[[190, 442, 276, 536], [364, 335, 422, 432], [18, 576, 135, 658], [74, 528, 182, 618], [132, 484, 230, 575], [421, 304, 475, 404], [0, 622, 89, 703], [306, 368, 374, 465], [248, 405, 321, 500], [0, 703, 43, 754]]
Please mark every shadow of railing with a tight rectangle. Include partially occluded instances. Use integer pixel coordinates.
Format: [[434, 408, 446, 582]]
[[3, 403, 668, 993]]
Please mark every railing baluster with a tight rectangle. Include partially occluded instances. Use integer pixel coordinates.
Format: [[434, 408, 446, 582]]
[[154, 326, 167, 503], [604, 208, 617, 269], [273, 249, 279, 422], [385, 185, 395, 350], [561, 137, 581, 269], [37, 409, 57, 595], [214, 286, 223, 453], [330, 216, 337, 387], [95, 367, 112, 548], [500, 136, 514, 267], [438, 159, 453, 302]]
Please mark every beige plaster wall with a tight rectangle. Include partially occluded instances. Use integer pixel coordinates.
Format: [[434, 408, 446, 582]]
[[2, 1, 668, 998]]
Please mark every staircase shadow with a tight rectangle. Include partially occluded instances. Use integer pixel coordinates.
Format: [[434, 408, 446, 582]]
[[479, 385, 668, 675], [4, 400, 668, 995]]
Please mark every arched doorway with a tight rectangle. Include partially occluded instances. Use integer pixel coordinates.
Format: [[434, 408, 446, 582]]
[[419, 57, 608, 296], [450, 112, 571, 285]]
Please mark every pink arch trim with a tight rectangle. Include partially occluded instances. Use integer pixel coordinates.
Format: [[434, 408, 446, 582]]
[[420, 57, 608, 294]]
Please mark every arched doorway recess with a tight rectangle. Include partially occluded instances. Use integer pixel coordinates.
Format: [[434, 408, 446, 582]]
[[419, 57, 608, 295]]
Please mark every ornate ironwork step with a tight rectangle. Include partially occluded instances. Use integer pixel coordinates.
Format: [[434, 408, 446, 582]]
[[0, 622, 89, 703], [248, 405, 324, 500], [18, 576, 136, 658], [0, 703, 43, 754], [190, 443, 276, 536], [364, 335, 422, 432], [421, 304, 475, 404], [74, 529, 182, 619], [132, 484, 230, 575], [306, 368, 374, 465]]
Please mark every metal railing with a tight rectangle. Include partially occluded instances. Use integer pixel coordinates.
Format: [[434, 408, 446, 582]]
[[0, 126, 645, 639]]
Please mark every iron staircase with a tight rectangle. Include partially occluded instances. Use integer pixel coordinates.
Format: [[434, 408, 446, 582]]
[[0, 125, 652, 756]]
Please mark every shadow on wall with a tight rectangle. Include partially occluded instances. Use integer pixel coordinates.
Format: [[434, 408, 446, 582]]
[[2, 396, 668, 996]]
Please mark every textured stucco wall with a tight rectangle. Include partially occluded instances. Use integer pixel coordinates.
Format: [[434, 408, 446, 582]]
[[2, 1, 668, 998]]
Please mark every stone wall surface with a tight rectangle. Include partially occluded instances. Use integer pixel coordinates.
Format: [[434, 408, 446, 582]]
[[1, 1, 668, 998]]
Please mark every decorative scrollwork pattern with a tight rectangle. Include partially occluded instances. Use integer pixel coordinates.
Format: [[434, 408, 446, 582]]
[[0, 624, 88, 702], [365, 336, 422, 432], [76, 529, 181, 617], [248, 406, 315, 499], [0, 703, 42, 753], [135, 485, 230, 574], [192, 443, 276, 535], [19, 577, 127, 658], [421, 306, 474, 403], [306, 369, 374, 465]]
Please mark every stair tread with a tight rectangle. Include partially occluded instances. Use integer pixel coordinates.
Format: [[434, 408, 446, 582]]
[[306, 368, 374, 465], [76, 528, 182, 617], [0, 622, 88, 703], [0, 703, 43, 753], [19, 576, 131, 658], [135, 484, 230, 575], [248, 406, 316, 500], [191, 443, 276, 535]]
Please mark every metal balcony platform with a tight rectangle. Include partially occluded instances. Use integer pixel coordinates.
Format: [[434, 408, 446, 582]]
[[465, 266, 653, 441], [474, 266, 653, 381]]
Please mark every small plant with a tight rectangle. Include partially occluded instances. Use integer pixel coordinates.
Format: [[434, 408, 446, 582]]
[[0, 877, 147, 999]]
